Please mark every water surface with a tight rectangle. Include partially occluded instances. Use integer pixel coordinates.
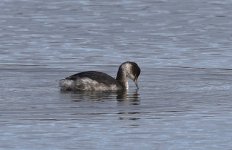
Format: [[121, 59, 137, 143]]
[[1, 0, 232, 149]]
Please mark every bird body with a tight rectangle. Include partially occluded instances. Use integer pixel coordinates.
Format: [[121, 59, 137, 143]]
[[59, 61, 140, 91]]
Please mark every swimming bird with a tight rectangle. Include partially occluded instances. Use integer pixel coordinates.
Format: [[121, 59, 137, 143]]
[[59, 61, 140, 91]]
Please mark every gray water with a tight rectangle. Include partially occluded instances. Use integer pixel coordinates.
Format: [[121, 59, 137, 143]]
[[1, 0, 232, 149]]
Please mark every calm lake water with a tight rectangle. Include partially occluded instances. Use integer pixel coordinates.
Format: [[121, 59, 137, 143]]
[[1, 0, 232, 149]]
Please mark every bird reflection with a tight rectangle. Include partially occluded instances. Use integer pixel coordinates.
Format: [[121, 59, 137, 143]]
[[117, 90, 141, 122], [117, 89, 140, 104], [118, 111, 140, 121], [60, 89, 140, 103], [60, 90, 141, 122]]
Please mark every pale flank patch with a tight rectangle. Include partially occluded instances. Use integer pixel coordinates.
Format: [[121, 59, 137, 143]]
[[78, 78, 119, 91], [60, 77, 120, 91], [59, 79, 75, 90]]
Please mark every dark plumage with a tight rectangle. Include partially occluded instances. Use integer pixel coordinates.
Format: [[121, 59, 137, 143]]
[[66, 71, 120, 86]]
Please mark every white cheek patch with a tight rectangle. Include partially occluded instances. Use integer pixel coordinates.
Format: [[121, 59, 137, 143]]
[[123, 63, 135, 81]]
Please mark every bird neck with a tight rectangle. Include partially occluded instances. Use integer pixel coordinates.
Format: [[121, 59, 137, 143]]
[[116, 67, 128, 89]]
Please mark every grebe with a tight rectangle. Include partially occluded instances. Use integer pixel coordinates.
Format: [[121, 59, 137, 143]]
[[59, 61, 140, 91]]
